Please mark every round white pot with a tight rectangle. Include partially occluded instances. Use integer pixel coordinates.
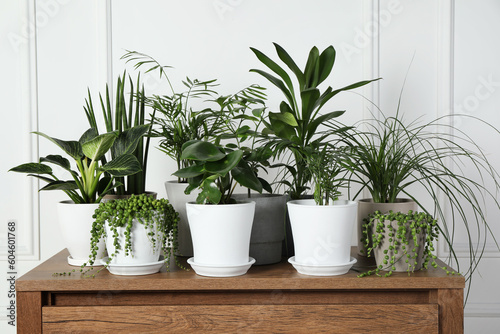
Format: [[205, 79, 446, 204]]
[[287, 199, 357, 266], [57, 201, 106, 266], [165, 180, 199, 257], [104, 216, 163, 265], [186, 201, 255, 267]]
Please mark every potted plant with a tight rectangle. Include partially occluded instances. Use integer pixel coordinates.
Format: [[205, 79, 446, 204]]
[[287, 144, 357, 276], [9, 128, 143, 265], [250, 43, 378, 255], [83, 193, 180, 276], [358, 210, 455, 278], [84, 71, 154, 197], [341, 99, 500, 285], [121, 50, 226, 256], [173, 139, 263, 277]]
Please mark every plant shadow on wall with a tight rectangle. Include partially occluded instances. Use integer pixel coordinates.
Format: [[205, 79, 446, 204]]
[[340, 86, 500, 299]]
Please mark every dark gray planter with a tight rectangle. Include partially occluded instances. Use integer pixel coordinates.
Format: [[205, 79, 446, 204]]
[[233, 194, 286, 265]]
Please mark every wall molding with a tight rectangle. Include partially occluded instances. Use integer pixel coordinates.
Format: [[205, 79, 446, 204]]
[[465, 303, 500, 318]]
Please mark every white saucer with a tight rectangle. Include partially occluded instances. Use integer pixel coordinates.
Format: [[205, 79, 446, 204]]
[[68, 255, 104, 267], [100, 256, 165, 276], [288, 256, 357, 276], [187, 257, 256, 277]]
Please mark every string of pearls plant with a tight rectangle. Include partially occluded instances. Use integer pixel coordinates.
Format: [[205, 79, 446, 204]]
[[358, 210, 456, 278]]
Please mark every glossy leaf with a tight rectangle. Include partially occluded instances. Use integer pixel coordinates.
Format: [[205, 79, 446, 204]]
[[180, 141, 225, 161], [205, 150, 243, 176], [79, 128, 98, 145], [269, 112, 298, 127], [231, 165, 262, 193], [317, 46, 336, 85], [82, 132, 117, 161], [33, 132, 83, 160], [112, 124, 150, 157], [100, 153, 141, 177], [9, 163, 52, 174], [40, 155, 71, 171], [172, 164, 205, 178], [40, 180, 79, 191], [197, 176, 221, 204], [274, 43, 305, 89], [250, 47, 295, 97]]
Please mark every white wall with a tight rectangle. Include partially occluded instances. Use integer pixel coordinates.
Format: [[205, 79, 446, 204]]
[[1, 1, 499, 332]]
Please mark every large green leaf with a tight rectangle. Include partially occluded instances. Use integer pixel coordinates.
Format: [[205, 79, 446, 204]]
[[180, 141, 225, 162], [197, 176, 221, 204], [250, 47, 295, 98], [39, 180, 78, 191], [111, 124, 150, 157], [79, 128, 98, 145], [172, 164, 205, 178], [317, 46, 336, 85], [301, 88, 321, 126], [9, 163, 52, 174], [205, 150, 243, 176], [249, 69, 295, 110], [303, 47, 320, 88], [82, 132, 117, 161], [100, 153, 141, 177], [269, 112, 298, 127], [40, 155, 71, 171], [33, 132, 83, 160], [274, 43, 305, 89], [231, 165, 262, 193]]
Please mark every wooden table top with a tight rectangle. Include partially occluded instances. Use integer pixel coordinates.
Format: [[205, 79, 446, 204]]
[[16, 248, 465, 292]]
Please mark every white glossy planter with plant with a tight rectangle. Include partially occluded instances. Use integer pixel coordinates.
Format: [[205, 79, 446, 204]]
[[287, 199, 357, 267], [58, 201, 106, 266], [187, 201, 256, 269]]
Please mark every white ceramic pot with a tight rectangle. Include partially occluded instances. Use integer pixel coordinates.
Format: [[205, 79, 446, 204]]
[[287, 199, 357, 266], [104, 216, 163, 265], [57, 201, 106, 266], [165, 180, 199, 257], [186, 201, 255, 267]]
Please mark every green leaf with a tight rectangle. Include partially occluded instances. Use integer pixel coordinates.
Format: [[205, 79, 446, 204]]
[[250, 47, 295, 98], [100, 154, 141, 177], [79, 128, 98, 145], [317, 46, 336, 85], [303, 46, 320, 88], [258, 177, 273, 193], [249, 69, 295, 110], [269, 112, 298, 127], [197, 176, 222, 204], [306, 110, 345, 143], [301, 88, 321, 126], [111, 124, 150, 157], [27, 174, 54, 183], [82, 132, 117, 161], [274, 43, 305, 89], [180, 141, 225, 162], [231, 165, 262, 193], [39, 180, 78, 191], [173, 164, 205, 178], [9, 163, 52, 174], [33, 132, 83, 160], [40, 155, 71, 171], [205, 150, 243, 176]]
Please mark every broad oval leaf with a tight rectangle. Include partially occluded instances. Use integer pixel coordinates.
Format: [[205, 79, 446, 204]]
[[111, 124, 150, 157], [33, 131, 83, 160], [101, 153, 141, 177], [173, 164, 205, 178], [197, 176, 222, 204], [180, 141, 225, 162], [79, 128, 98, 145], [40, 155, 71, 171], [82, 132, 117, 161], [269, 111, 298, 127], [204, 150, 243, 176], [9, 163, 52, 174], [231, 165, 262, 193]]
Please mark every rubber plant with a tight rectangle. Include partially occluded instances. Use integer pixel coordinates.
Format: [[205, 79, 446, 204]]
[[9, 128, 142, 203], [358, 210, 454, 278], [250, 43, 379, 199], [80, 193, 181, 275], [84, 71, 153, 195]]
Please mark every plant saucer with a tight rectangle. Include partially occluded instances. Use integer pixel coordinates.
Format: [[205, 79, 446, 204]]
[[68, 255, 104, 267], [99, 256, 165, 276], [288, 256, 357, 276], [187, 257, 256, 277]]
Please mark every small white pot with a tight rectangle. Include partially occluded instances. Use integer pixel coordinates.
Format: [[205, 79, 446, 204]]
[[287, 199, 357, 266], [104, 216, 163, 265], [186, 201, 255, 266], [165, 180, 200, 257], [57, 201, 106, 266]]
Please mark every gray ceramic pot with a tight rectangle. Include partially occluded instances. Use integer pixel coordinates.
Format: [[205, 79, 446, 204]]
[[357, 199, 417, 256], [232, 193, 286, 265]]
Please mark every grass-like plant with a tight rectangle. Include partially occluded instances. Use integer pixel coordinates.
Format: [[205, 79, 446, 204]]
[[84, 72, 153, 195], [341, 100, 500, 289]]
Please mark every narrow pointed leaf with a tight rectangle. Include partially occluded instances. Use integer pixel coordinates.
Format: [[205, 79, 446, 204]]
[[40, 155, 71, 171], [40, 180, 78, 191], [231, 166, 262, 193], [317, 46, 336, 85], [273, 43, 305, 88], [173, 164, 205, 178], [9, 163, 52, 174], [307, 111, 345, 142], [250, 47, 295, 96], [303, 47, 320, 88], [249, 69, 295, 108], [79, 128, 98, 145]]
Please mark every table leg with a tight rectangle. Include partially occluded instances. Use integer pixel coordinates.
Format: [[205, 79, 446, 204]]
[[17, 291, 42, 334]]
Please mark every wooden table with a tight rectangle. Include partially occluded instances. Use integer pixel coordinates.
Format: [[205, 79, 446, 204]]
[[16, 249, 464, 333]]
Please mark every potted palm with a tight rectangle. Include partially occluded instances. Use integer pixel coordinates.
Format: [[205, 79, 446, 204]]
[[9, 128, 143, 265], [287, 144, 357, 276], [250, 43, 378, 255], [122, 50, 225, 256], [173, 139, 263, 277], [341, 99, 500, 285]]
